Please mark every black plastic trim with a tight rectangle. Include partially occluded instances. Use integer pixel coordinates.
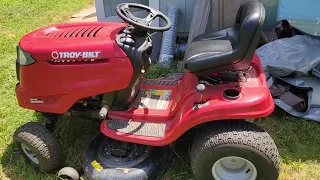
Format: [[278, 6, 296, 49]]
[[112, 26, 153, 111], [17, 46, 36, 66]]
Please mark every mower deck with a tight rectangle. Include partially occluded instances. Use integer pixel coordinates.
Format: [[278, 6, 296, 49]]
[[101, 55, 274, 146]]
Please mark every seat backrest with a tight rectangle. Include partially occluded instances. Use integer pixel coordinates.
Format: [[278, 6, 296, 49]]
[[235, 0, 265, 67]]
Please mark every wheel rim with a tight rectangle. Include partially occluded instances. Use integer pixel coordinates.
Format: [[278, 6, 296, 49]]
[[21, 143, 39, 164], [212, 156, 257, 180]]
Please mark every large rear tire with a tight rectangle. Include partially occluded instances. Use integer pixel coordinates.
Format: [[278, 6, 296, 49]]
[[13, 122, 64, 172], [190, 121, 280, 180]]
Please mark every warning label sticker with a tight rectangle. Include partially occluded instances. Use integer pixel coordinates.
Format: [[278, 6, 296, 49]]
[[29, 98, 44, 104], [136, 89, 172, 110], [91, 160, 103, 171]]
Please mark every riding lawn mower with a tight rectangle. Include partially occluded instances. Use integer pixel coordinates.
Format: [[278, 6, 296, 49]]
[[13, 1, 280, 179]]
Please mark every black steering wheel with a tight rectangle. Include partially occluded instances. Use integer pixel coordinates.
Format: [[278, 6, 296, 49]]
[[116, 3, 172, 32]]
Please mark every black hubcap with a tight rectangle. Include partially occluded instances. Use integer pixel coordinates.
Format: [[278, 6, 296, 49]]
[[98, 138, 151, 167]]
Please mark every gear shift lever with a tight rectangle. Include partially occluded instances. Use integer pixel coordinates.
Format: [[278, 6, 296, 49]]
[[196, 84, 206, 103]]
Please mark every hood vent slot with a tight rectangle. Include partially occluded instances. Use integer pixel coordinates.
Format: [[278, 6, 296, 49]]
[[46, 26, 103, 38]]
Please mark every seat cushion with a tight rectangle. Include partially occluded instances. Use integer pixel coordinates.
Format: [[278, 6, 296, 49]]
[[184, 39, 233, 73], [184, 1, 265, 75]]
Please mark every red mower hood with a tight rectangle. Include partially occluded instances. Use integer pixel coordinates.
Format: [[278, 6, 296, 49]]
[[19, 22, 128, 61]]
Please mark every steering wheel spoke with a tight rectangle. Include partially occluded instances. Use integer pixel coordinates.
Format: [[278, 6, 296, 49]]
[[144, 13, 156, 25], [123, 9, 139, 22], [116, 3, 171, 32]]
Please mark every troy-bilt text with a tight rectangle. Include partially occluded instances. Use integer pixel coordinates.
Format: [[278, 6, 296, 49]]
[[51, 51, 101, 59]]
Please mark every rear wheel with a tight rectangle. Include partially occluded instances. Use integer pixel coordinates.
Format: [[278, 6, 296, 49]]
[[13, 122, 64, 172], [190, 121, 280, 180]]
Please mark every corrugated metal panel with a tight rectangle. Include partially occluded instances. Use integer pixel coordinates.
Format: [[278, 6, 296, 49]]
[[98, 0, 199, 34], [212, 0, 279, 30], [168, 0, 186, 33], [212, 0, 246, 30], [160, 0, 197, 34], [111, 0, 126, 16], [102, 0, 149, 17], [103, 0, 112, 17], [188, 0, 212, 44], [159, 1, 167, 22], [185, 0, 197, 32], [97, 0, 282, 34], [142, 0, 149, 6]]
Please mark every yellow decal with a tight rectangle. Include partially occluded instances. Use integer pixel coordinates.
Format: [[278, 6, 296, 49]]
[[91, 160, 103, 171], [155, 90, 165, 96], [145, 89, 165, 96]]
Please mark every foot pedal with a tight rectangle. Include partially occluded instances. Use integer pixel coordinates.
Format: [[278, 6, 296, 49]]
[[107, 119, 166, 138]]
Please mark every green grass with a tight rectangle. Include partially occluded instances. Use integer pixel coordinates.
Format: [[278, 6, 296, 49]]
[[0, 0, 93, 179], [0, 1, 320, 180]]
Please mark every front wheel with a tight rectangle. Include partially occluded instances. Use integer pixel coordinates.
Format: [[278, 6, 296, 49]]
[[13, 122, 64, 172], [190, 121, 280, 180], [58, 167, 80, 180]]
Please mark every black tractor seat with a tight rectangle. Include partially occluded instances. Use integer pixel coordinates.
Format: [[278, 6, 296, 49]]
[[184, 0, 266, 75]]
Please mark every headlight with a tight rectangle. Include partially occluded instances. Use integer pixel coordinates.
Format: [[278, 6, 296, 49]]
[[17, 46, 36, 66]]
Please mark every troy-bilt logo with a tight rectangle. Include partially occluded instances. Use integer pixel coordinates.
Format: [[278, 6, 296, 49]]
[[51, 51, 101, 59]]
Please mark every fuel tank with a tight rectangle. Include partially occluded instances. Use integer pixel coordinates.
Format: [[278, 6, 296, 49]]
[[16, 22, 134, 114]]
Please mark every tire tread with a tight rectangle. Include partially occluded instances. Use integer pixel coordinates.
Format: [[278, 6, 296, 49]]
[[190, 120, 280, 179], [13, 122, 64, 172]]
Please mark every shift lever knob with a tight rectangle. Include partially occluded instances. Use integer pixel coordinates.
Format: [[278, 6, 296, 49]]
[[196, 84, 206, 103], [196, 84, 206, 93]]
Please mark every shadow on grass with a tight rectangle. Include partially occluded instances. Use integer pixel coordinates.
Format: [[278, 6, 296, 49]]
[[1, 108, 320, 180], [162, 131, 197, 180]]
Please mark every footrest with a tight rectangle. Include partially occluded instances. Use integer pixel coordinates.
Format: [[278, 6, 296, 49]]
[[107, 119, 166, 138], [141, 79, 178, 86]]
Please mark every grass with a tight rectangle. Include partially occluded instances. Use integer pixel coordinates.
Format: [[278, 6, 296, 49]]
[[0, 0, 320, 180], [0, 0, 94, 179]]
